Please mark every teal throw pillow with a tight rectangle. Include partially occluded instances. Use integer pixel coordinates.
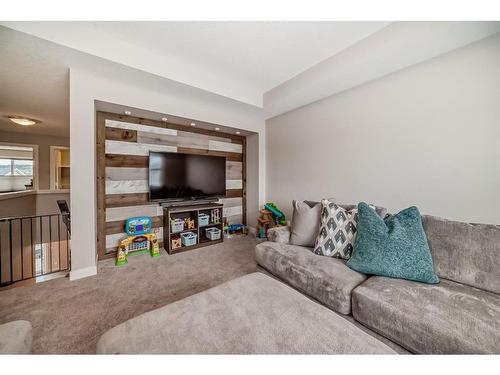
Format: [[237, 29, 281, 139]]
[[346, 202, 439, 284]]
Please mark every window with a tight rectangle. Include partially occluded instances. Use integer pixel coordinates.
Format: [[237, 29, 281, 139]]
[[0, 145, 36, 193], [0, 159, 34, 176]]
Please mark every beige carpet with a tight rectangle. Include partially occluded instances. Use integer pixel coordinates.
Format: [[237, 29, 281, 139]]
[[0, 236, 257, 354]]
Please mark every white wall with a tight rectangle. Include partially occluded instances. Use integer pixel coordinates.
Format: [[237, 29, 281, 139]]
[[266, 33, 500, 224], [70, 66, 266, 279]]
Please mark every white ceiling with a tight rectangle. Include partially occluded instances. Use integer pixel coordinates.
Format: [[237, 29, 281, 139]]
[[1, 22, 499, 137], [1, 21, 390, 107]]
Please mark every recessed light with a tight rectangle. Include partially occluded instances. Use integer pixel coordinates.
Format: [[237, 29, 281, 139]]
[[235, 131, 241, 135], [190, 122, 196, 127], [9, 116, 38, 126], [124, 111, 132, 115], [215, 127, 220, 131], [161, 117, 168, 122]]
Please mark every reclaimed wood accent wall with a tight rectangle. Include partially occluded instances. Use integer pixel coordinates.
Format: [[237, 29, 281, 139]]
[[96, 112, 246, 259]]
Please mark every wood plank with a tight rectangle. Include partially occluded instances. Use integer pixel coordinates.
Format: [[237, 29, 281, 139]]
[[96, 112, 107, 259], [137, 131, 208, 150], [106, 216, 162, 235], [223, 206, 243, 218], [99, 112, 245, 143], [106, 167, 148, 181], [242, 136, 247, 225], [106, 154, 148, 168], [225, 214, 243, 225], [105, 180, 149, 194], [177, 147, 242, 162], [106, 204, 162, 222], [220, 197, 243, 208], [106, 193, 149, 208], [209, 140, 243, 154], [225, 189, 243, 198], [105, 127, 137, 143], [177, 130, 232, 144], [106, 119, 178, 136], [226, 161, 243, 180], [105, 140, 177, 156], [226, 180, 243, 189]]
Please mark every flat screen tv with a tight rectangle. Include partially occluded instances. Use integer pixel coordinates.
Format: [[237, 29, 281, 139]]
[[149, 151, 226, 201]]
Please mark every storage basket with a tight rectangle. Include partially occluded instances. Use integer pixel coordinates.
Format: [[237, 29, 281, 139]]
[[198, 213, 210, 227], [171, 218, 185, 233], [180, 231, 197, 246], [205, 227, 221, 241]]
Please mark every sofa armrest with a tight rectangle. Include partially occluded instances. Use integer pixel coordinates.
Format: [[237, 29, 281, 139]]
[[267, 225, 291, 244]]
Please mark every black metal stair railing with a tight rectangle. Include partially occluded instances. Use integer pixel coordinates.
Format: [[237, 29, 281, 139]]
[[0, 213, 71, 287]]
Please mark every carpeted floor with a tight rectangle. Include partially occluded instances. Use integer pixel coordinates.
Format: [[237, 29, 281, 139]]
[[0, 236, 257, 354]]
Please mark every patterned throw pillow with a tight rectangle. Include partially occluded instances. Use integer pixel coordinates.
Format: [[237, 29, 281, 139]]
[[314, 199, 359, 259]]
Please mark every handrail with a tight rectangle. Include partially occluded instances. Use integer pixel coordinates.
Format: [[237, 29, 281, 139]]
[[0, 213, 71, 287]]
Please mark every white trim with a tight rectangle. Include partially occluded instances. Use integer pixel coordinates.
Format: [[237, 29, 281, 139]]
[[69, 265, 97, 281]]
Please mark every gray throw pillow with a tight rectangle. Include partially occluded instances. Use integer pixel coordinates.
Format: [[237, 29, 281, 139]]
[[290, 200, 321, 247]]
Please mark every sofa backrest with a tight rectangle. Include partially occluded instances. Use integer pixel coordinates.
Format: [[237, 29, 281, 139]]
[[421, 215, 500, 295], [304, 200, 387, 219]]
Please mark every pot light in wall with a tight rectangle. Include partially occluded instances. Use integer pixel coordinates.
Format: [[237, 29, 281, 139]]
[[124, 111, 132, 115], [8, 116, 39, 126], [161, 117, 168, 122], [215, 127, 220, 131], [190, 122, 196, 127]]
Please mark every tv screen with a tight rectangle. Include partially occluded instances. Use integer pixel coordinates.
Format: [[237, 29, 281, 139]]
[[149, 152, 226, 201]]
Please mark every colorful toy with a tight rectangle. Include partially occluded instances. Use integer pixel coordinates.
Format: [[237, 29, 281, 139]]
[[171, 235, 182, 250], [210, 208, 221, 224], [264, 203, 287, 225], [256, 203, 287, 239], [116, 216, 160, 266], [226, 223, 248, 238], [184, 217, 196, 230], [256, 209, 272, 239]]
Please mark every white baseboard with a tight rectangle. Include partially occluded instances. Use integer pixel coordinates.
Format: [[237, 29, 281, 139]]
[[70, 265, 97, 281]]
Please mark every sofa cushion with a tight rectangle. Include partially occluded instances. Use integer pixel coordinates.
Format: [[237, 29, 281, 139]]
[[255, 241, 367, 315], [97, 273, 396, 354], [290, 200, 321, 247], [347, 203, 439, 284], [314, 199, 359, 259], [0, 320, 32, 354], [422, 215, 500, 294], [267, 225, 291, 244], [352, 277, 500, 354], [305, 201, 388, 219]]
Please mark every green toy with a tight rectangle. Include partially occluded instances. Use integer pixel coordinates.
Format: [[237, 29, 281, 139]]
[[264, 202, 287, 226]]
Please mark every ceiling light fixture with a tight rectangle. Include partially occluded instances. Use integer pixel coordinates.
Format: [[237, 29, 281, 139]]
[[190, 122, 196, 127], [8, 116, 38, 126], [215, 127, 220, 131], [124, 111, 132, 115], [235, 131, 241, 135], [161, 117, 168, 122]]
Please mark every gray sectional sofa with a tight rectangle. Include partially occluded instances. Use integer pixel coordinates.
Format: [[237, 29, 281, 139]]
[[256, 213, 500, 354], [96, 206, 499, 354]]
